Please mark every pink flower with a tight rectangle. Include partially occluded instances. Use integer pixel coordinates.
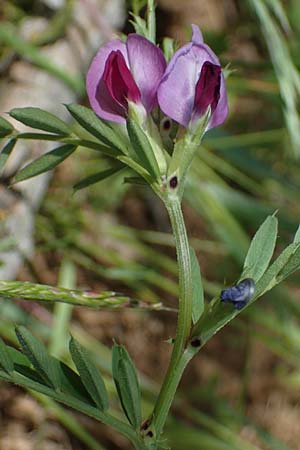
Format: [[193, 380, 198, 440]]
[[86, 34, 167, 124], [157, 25, 228, 129]]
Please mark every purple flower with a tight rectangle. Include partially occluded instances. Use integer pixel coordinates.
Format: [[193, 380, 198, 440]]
[[157, 25, 228, 130], [86, 35, 167, 124]]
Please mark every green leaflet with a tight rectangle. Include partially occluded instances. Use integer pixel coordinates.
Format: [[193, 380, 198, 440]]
[[10, 107, 71, 135], [0, 345, 106, 425], [66, 104, 127, 154], [276, 245, 300, 282], [0, 139, 16, 173], [193, 224, 300, 346], [130, 14, 148, 36], [126, 117, 160, 178], [15, 326, 60, 389], [112, 344, 142, 429], [190, 247, 204, 323], [69, 337, 109, 411], [162, 37, 175, 62], [255, 242, 300, 296], [242, 215, 278, 281], [0, 116, 14, 138], [293, 224, 300, 243], [73, 164, 124, 191], [0, 338, 14, 374], [7, 334, 96, 404], [13, 144, 76, 183]]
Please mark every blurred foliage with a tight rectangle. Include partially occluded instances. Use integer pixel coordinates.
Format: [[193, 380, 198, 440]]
[[1, 0, 300, 449]]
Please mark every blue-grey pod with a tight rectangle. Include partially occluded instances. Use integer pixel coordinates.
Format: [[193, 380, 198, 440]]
[[220, 278, 255, 310]]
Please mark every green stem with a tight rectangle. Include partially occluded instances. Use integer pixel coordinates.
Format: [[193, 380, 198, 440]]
[[150, 197, 193, 437], [147, 0, 156, 43], [49, 259, 76, 358]]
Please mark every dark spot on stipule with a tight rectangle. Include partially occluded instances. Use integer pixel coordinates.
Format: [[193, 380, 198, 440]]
[[169, 176, 178, 189], [140, 419, 150, 431], [190, 337, 201, 348], [162, 118, 172, 130]]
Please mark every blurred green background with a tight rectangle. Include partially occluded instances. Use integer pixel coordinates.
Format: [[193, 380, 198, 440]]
[[1, 0, 300, 449]]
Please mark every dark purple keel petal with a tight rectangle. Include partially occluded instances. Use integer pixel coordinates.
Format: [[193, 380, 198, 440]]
[[103, 50, 141, 111], [86, 39, 128, 123], [193, 61, 221, 119], [127, 34, 167, 112], [208, 74, 228, 129]]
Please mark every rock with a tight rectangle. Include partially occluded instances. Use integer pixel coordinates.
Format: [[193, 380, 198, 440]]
[[0, 0, 125, 279]]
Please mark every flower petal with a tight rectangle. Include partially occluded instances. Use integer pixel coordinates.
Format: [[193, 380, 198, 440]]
[[158, 43, 217, 127], [191, 24, 204, 44], [86, 39, 128, 123], [127, 34, 167, 112], [193, 61, 221, 118], [103, 50, 141, 109], [207, 73, 228, 129]]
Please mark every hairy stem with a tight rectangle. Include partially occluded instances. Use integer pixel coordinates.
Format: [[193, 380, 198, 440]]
[[150, 196, 193, 438]]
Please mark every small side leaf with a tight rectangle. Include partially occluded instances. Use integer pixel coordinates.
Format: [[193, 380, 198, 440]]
[[190, 247, 204, 323], [242, 215, 278, 281], [162, 37, 175, 62], [10, 107, 71, 135], [0, 139, 16, 173], [129, 14, 148, 36], [15, 326, 59, 388], [13, 144, 76, 183], [112, 344, 141, 429], [0, 338, 14, 374], [126, 117, 160, 178], [66, 104, 127, 154], [0, 116, 14, 138], [73, 164, 124, 191], [69, 337, 109, 411]]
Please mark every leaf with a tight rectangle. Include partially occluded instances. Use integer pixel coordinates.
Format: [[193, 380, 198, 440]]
[[129, 14, 148, 36], [276, 246, 300, 282], [255, 242, 300, 296], [5, 343, 93, 404], [123, 176, 148, 185], [112, 344, 141, 429], [162, 37, 175, 62], [242, 215, 278, 281], [15, 326, 59, 388], [10, 107, 71, 135], [0, 338, 14, 374], [0, 116, 14, 138], [55, 360, 94, 403], [0, 139, 16, 173], [73, 164, 124, 191], [126, 117, 160, 178], [190, 247, 204, 323], [66, 104, 127, 154], [0, 346, 105, 424], [13, 144, 76, 183], [293, 224, 300, 243], [6, 345, 32, 368], [69, 337, 109, 411]]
